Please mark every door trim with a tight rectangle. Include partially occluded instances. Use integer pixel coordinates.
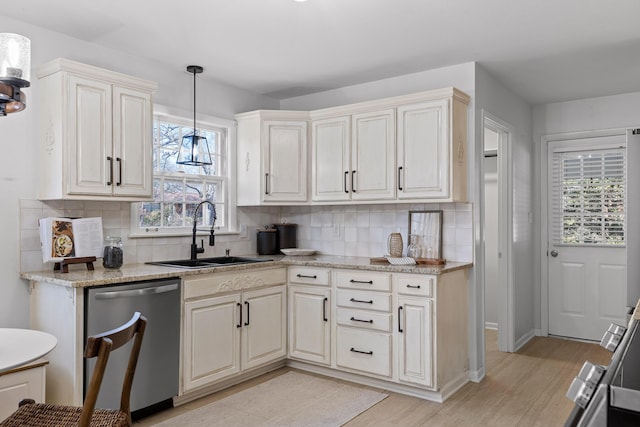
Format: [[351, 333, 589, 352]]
[[540, 128, 628, 337], [481, 110, 514, 352]]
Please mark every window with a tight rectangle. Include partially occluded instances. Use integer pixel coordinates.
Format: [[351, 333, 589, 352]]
[[551, 147, 626, 246], [131, 107, 236, 237]]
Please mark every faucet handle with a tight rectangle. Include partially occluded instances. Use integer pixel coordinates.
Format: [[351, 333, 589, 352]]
[[225, 248, 230, 257]]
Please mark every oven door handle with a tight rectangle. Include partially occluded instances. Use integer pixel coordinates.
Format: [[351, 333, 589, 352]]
[[94, 284, 179, 300]]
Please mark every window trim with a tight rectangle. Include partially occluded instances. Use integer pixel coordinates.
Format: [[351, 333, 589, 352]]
[[129, 105, 237, 238]]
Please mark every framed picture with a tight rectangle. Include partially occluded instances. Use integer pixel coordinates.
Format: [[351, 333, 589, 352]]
[[408, 210, 443, 259]]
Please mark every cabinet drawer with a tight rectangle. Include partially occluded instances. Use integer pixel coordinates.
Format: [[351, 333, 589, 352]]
[[288, 267, 330, 286], [336, 308, 392, 332], [336, 289, 391, 312], [396, 274, 434, 297], [335, 270, 391, 291], [336, 327, 391, 378]]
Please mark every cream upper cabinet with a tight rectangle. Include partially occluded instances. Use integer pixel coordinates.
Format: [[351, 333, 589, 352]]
[[309, 87, 469, 204], [351, 109, 396, 200], [396, 91, 469, 201], [397, 99, 449, 199], [311, 116, 351, 201], [236, 110, 309, 205], [311, 109, 395, 202], [37, 58, 156, 201]]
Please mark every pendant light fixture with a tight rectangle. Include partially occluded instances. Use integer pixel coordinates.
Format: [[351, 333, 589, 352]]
[[0, 33, 31, 117], [177, 65, 212, 166]]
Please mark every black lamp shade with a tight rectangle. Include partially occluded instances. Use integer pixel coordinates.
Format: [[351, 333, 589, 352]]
[[177, 133, 212, 166]]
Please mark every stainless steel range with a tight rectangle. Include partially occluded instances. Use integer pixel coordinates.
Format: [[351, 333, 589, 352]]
[[565, 300, 640, 426]]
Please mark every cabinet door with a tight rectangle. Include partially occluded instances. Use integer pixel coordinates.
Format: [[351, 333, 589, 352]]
[[263, 120, 308, 202], [351, 109, 395, 200], [312, 116, 351, 201], [67, 75, 113, 196], [183, 294, 241, 391], [397, 296, 434, 388], [241, 285, 287, 370], [288, 285, 331, 365], [397, 99, 449, 199], [112, 86, 153, 197]]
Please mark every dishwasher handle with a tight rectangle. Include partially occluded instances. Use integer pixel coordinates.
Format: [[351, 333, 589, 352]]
[[94, 283, 179, 300]]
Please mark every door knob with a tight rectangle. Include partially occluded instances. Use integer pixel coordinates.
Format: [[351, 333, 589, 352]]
[[550, 250, 559, 257]]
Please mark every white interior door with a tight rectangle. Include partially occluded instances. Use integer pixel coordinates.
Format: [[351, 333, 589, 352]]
[[547, 137, 627, 341]]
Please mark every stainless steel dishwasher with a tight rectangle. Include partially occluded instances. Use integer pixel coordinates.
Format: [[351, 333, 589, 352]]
[[84, 278, 180, 418]]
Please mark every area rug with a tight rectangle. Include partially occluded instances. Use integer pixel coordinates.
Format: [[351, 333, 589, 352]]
[[153, 371, 388, 426]]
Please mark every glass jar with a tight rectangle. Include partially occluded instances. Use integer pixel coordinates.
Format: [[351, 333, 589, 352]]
[[407, 234, 423, 259], [103, 236, 123, 269]]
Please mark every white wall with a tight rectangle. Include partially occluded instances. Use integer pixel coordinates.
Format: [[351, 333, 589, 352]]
[[0, 14, 280, 328], [532, 91, 640, 331], [281, 63, 475, 110], [475, 65, 534, 350]]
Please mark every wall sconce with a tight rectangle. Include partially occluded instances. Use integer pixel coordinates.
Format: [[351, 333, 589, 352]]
[[177, 65, 212, 166], [0, 33, 31, 117]]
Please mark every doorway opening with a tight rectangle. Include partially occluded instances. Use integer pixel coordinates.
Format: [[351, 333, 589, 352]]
[[482, 111, 514, 352]]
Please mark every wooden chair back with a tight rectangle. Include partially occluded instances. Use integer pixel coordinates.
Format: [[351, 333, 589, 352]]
[[79, 312, 147, 427]]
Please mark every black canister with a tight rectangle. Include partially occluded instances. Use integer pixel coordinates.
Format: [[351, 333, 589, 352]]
[[275, 223, 297, 250], [257, 228, 278, 255], [103, 236, 123, 269]]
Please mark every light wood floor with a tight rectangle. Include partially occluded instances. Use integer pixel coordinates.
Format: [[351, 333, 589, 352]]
[[136, 330, 611, 427]]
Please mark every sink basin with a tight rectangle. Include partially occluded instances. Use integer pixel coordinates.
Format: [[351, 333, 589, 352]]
[[147, 256, 272, 269]]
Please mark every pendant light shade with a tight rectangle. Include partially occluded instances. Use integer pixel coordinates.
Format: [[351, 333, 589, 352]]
[[177, 65, 212, 166], [0, 33, 30, 117]]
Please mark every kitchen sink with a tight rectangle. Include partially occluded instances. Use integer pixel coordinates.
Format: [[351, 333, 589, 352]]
[[147, 256, 273, 269]]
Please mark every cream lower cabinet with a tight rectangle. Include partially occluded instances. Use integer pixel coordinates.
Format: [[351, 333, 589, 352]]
[[397, 296, 433, 388], [334, 270, 393, 379], [287, 267, 331, 365], [182, 268, 287, 393], [395, 271, 468, 394], [0, 362, 47, 420]]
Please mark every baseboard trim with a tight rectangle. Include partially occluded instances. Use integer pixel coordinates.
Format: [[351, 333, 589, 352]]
[[468, 366, 485, 383], [514, 329, 536, 352]]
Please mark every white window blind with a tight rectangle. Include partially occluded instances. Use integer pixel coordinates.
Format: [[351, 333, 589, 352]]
[[551, 148, 626, 246]]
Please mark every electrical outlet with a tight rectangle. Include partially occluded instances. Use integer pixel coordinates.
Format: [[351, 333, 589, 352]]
[[333, 223, 340, 237], [240, 224, 248, 238]]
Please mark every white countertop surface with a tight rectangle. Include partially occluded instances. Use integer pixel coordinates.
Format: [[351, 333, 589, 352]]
[[0, 329, 57, 373]]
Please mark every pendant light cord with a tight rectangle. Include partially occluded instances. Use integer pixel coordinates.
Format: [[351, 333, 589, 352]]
[[193, 68, 197, 136]]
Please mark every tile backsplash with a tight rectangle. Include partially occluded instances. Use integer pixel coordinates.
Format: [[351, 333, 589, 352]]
[[19, 199, 473, 273]]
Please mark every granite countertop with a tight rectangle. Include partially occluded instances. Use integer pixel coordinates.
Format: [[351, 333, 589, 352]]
[[20, 255, 473, 288]]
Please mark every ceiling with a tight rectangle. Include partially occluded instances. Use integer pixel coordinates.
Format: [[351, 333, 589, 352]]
[[4, 0, 640, 105]]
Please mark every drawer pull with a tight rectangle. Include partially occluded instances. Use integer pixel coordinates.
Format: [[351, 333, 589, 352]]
[[297, 274, 317, 279], [323, 297, 328, 322], [350, 316, 373, 324], [349, 279, 373, 284], [350, 297, 373, 304], [350, 347, 373, 355], [406, 284, 421, 289]]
